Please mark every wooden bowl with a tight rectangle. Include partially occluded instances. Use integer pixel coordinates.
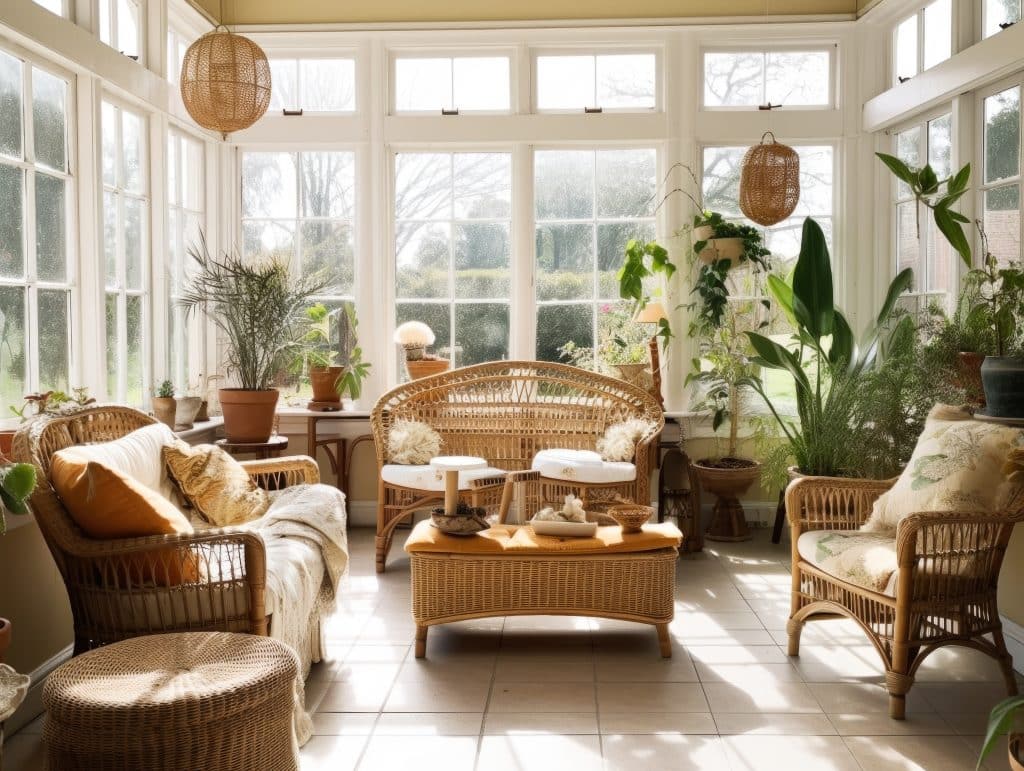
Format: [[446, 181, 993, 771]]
[[607, 504, 653, 534]]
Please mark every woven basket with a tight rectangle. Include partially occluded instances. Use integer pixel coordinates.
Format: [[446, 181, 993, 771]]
[[406, 358, 450, 380], [608, 503, 654, 534], [739, 131, 801, 227]]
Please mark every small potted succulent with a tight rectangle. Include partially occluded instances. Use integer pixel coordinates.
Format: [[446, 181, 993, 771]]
[[395, 321, 449, 380], [152, 380, 176, 428], [430, 501, 490, 535]]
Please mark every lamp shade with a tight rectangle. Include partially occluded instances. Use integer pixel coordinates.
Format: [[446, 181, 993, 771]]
[[739, 131, 801, 227], [180, 27, 272, 138], [635, 301, 669, 324]]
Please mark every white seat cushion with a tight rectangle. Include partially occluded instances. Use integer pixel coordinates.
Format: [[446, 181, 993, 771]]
[[71, 422, 178, 501], [797, 529, 898, 597], [381, 464, 506, 491], [531, 448, 636, 484]]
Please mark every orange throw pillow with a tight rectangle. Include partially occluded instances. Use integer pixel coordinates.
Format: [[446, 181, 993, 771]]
[[51, 449, 199, 585]]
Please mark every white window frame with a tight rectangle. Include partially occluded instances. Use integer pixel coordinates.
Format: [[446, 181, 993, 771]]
[[389, 48, 516, 116], [531, 47, 662, 114], [700, 46, 838, 111], [98, 0, 145, 63], [977, 74, 1023, 266], [264, 53, 359, 115], [891, 0, 954, 87], [981, 0, 1021, 39]]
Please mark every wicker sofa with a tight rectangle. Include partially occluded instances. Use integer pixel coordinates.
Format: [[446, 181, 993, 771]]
[[371, 361, 664, 573], [13, 405, 341, 673]]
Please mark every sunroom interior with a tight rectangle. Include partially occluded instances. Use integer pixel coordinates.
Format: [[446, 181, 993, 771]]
[[2, 0, 1024, 768]]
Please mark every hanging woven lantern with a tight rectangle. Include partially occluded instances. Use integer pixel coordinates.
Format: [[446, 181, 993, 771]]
[[180, 26, 271, 138], [739, 131, 801, 227]]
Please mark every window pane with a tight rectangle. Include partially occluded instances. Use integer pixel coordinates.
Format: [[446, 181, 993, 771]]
[[167, 135, 178, 205], [895, 126, 922, 199], [454, 153, 511, 218], [242, 220, 295, 262], [985, 0, 1021, 37], [126, 294, 143, 405], [105, 293, 118, 398], [455, 223, 510, 299], [117, 0, 140, 59], [395, 153, 451, 220], [0, 286, 26, 410], [0, 51, 23, 160], [793, 146, 834, 215], [99, 0, 112, 47], [300, 59, 356, 111], [927, 113, 952, 180], [536, 304, 591, 364], [984, 184, 1021, 266], [452, 57, 510, 111], [0, 164, 24, 279], [124, 196, 144, 290], [454, 303, 508, 366], [33, 0, 64, 14], [536, 55, 594, 110], [301, 220, 354, 294], [897, 200, 921, 287], [35, 172, 66, 282], [103, 191, 118, 287], [597, 221, 655, 299], [301, 151, 354, 219], [535, 151, 594, 220], [394, 58, 452, 112], [32, 68, 66, 172], [121, 110, 144, 193], [702, 146, 744, 216], [766, 51, 830, 106], [101, 102, 117, 187], [536, 224, 594, 301], [895, 16, 919, 81], [597, 149, 656, 217], [396, 222, 449, 299], [242, 152, 297, 218], [925, 214, 953, 292], [703, 52, 763, 107], [37, 289, 69, 391], [268, 59, 298, 111], [985, 87, 1021, 184], [923, 0, 952, 71], [183, 138, 203, 210], [595, 54, 655, 109]]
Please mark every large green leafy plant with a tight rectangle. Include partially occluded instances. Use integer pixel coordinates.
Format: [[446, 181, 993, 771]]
[[743, 218, 913, 477], [297, 302, 372, 399], [0, 463, 37, 535]]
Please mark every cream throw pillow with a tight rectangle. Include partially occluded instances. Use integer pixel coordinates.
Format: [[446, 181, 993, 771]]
[[596, 419, 659, 462], [387, 419, 442, 465], [861, 404, 1024, 533], [162, 440, 270, 527]]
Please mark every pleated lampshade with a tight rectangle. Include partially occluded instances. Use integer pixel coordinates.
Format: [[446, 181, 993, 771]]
[[739, 131, 801, 227], [180, 26, 272, 138]]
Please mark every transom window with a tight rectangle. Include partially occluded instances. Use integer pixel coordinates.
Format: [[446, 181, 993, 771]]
[[984, 0, 1021, 37], [393, 55, 510, 113], [269, 58, 357, 113], [0, 49, 73, 413], [99, 0, 143, 61], [893, 0, 952, 85], [982, 85, 1022, 266], [32, 0, 66, 16], [536, 53, 656, 112], [702, 50, 832, 109]]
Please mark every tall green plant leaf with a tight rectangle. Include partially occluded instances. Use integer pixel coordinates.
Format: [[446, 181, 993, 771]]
[[875, 153, 918, 186], [791, 218, 834, 340], [934, 206, 973, 268], [747, 332, 812, 395]]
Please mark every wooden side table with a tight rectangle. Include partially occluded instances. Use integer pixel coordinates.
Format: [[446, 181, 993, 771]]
[[215, 435, 289, 459]]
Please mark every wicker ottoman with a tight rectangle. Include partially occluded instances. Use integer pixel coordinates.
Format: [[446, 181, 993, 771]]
[[405, 520, 682, 658], [42, 632, 300, 771]]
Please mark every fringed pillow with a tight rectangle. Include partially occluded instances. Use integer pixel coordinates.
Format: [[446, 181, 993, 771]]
[[388, 419, 443, 465], [162, 440, 270, 527], [596, 418, 659, 463]]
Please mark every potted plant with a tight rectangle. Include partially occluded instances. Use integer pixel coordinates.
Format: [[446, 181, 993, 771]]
[[0, 460, 38, 662], [395, 321, 448, 380], [152, 380, 176, 428], [692, 211, 772, 273], [920, 283, 995, 406], [179, 237, 329, 443], [174, 386, 203, 431], [7, 387, 95, 452], [301, 302, 372, 407]]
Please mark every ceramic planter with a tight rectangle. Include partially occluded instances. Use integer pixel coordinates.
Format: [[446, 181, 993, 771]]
[[692, 225, 714, 244], [700, 237, 746, 265], [309, 366, 344, 403], [694, 458, 761, 542], [173, 397, 203, 430], [151, 397, 176, 429], [218, 388, 279, 443], [981, 356, 1024, 419]]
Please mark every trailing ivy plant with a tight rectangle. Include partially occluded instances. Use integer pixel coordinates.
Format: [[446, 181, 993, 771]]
[[691, 215, 772, 331], [618, 238, 676, 347]]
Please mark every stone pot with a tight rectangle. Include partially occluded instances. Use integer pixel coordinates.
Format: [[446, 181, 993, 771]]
[[0, 618, 10, 663], [174, 396, 203, 431], [310, 366, 344, 403], [218, 388, 279, 443], [694, 458, 761, 542], [151, 396, 176, 429], [981, 356, 1024, 419]]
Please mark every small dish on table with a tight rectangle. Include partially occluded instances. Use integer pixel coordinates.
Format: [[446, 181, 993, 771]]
[[530, 519, 598, 537]]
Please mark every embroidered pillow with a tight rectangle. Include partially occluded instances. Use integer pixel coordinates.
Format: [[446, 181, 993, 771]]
[[596, 419, 659, 463], [387, 419, 442, 465], [861, 404, 1024, 533], [162, 440, 270, 527]]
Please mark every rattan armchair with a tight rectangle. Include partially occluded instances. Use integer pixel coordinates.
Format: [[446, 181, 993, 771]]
[[786, 475, 1024, 719], [371, 361, 664, 573], [12, 405, 320, 654]]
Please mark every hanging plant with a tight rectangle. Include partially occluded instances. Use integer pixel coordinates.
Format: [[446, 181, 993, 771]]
[[689, 215, 772, 331]]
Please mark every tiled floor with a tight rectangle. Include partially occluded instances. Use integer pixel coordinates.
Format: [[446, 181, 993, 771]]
[[4, 526, 1017, 770]]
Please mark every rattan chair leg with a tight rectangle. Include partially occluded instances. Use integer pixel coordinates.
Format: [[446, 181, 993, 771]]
[[656, 623, 671, 658], [885, 670, 912, 720], [415, 625, 428, 658], [785, 616, 803, 657]]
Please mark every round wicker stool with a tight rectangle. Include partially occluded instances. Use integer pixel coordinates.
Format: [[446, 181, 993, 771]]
[[42, 632, 300, 771]]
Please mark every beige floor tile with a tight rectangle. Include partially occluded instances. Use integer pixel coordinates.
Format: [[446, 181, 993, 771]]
[[312, 712, 378, 735], [686, 645, 790, 665], [384, 678, 491, 712], [703, 679, 822, 714], [694, 662, 803, 683], [596, 681, 709, 713], [373, 712, 483, 735], [828, 711, 954, 736], [0, 732, 46, 771], [914, 646, 1011, 682], [713, 712, 836, 735], [601, 734, 731, 770], [327, 661, 402, 684], [299, 734, 368, 771], [487, 681, 596, 712], [844, 734, 984, 771], [356, 734, 478, 771], [304, 677, 332, 712], [806, 682, 932, 714], [916, 681, 1014, 714], [493, 653, 595, 682], [721, 734, 862, 771], [788, 644, 886, 683], [319, 680, 395, 712], [939, 711, 993, 736], [598, 712, 717, 734], [395, 653, 496, 682], [594, 651, 699, 682], [483, 712, 599, 734], [341, 644, 411, 664], [477, 734, 603, 771]]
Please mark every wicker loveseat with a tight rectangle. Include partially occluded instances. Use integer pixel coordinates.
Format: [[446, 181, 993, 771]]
[[371, 361, 664, 573], [12, 405, 330, 663]]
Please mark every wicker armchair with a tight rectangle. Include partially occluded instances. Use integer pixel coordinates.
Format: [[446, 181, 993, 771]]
[[371, 361, 664, 572], [12, 405, 320, 655], [786, 475, 1024, 719]]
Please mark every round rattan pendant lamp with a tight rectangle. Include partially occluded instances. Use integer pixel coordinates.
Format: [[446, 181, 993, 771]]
[[180, 25, 271, 139], [739, 131, 801, 227]]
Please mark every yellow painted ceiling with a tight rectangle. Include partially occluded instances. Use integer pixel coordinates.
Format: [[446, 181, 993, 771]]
[[192, 0, 858, 25]]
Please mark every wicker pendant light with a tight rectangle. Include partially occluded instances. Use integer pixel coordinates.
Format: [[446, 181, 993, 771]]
[[180, 25, 271, 139], [739, 131, 801, 227]]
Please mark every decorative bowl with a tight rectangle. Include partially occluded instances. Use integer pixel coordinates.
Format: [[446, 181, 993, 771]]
[[430, 507, 490, 536], [607, 503, 653, 534]]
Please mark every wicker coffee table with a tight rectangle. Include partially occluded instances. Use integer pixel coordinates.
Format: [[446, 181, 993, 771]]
[[42, 632, 301, 771]]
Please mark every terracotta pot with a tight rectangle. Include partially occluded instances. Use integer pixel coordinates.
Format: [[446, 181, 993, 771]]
[[406, 358, 450, 380], [0, 618, 10, 663], [1010, 734, 1024, 771], [700, 237, 746, 265], [152, 397, 176, 429], [0, 430, 15, 461], [174, 397, 203, 430], [694, 458, 761, 542], [218, 388, 279, 443], [310, 366, 344, 403], [956, 351, 986, 406]]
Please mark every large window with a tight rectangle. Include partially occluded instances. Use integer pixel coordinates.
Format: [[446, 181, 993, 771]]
[[0, 49, 73, 413], [892, 113, 954, 308], [394, 55, 510, 113], [536, 53, 656, 112], [534, 148, 656, 364], [984, 0, 1021, 38], [394, 151, 511, 368], [99, 0, 142, 61], [893, 0, 951, 84], [269, 58, 357, 113], [703, 50, 832, 109], [167, 25, 189, 85], [982, 85, 1022, 266], [166, 130, 204, 388], [102, 100, 149, 405]]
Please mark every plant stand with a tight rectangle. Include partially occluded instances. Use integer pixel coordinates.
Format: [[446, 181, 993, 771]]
[[694, 461, 761, 542]]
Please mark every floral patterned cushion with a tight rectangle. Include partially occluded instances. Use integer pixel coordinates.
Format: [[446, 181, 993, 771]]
[[797, 530, 899, 596], [861, 404, 1024, 533]]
